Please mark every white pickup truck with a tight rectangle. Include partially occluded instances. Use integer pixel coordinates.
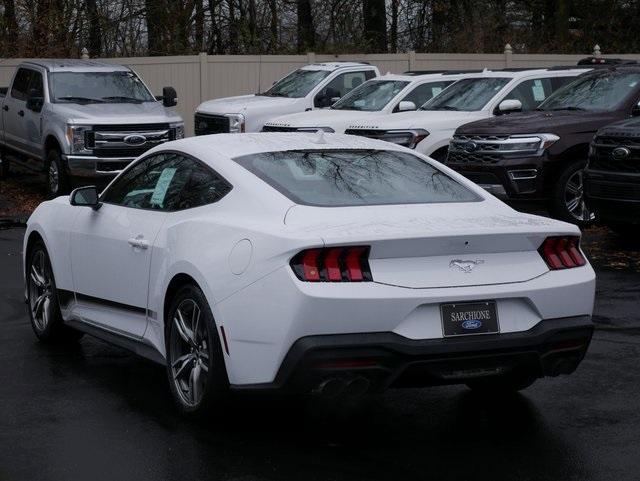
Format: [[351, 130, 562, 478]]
[[344, 67, 590, 162], [261, 71, 482, 134], [194, 62, 379, 134]]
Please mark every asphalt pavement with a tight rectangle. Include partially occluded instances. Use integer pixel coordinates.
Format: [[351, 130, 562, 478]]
[[1, 226, 639, 481]]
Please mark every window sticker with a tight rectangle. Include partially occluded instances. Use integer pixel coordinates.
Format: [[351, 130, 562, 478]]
[[150, 167, 177, 206], [532, 80, 546, 102]]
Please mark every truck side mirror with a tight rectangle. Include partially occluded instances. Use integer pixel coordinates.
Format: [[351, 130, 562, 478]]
[[496, 99, 522, 115], [26, 88, 44, 112], [315, 87, 340, 108], [397, 101, 417, 112], [70, 186, 101, 210], [159, 86, 177, 107]]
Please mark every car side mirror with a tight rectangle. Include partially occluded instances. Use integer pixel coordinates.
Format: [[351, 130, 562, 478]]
[[316, 87, 340, 108], [159, 86, 177, 107], [26, 88, 44, 112], [397, 101, 417, 112], [497, 99, 522, 114], [70, 186, 101, 210]]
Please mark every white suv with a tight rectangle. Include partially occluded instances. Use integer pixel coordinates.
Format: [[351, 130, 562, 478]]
[[344, 67, 590, 162], [194, 62, 379, 134], [261, 71, 481, 134]]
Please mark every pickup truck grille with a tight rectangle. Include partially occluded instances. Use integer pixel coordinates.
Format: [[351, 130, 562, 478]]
[[590, 136, 640, 173], [86, 124, 173, 158], [262, 125, 298, 132], [447, 151, 502, 164], [195, 113, 230, 135]]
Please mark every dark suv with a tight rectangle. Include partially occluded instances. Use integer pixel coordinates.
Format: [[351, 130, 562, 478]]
[[585, 118, 640, 234], [446, 65, 640, 226]]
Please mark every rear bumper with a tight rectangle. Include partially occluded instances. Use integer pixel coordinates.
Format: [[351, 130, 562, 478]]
[[231, 315, 593, 394]]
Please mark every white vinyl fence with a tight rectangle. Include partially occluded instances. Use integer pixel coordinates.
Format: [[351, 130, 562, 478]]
[[0, 45, 637, 135]]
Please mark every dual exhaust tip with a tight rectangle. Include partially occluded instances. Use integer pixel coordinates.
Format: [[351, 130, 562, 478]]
[[316, 376, 371, 397]]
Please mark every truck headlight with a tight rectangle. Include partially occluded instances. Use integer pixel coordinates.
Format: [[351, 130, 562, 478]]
[[297, 127, 335, 133], [381, 129, 429, 149], [66, 125, 92, 154], [502, 134, 560, 155], [170, 122, 185, 139], [225, 113, 245, 133]]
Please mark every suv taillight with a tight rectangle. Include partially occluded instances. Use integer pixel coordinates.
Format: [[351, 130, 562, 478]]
[[291, 246, 372, 282], [538, 236, 586, 270]]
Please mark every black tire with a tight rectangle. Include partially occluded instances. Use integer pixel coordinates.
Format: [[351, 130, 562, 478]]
[[45, 148, 69, 198], [606, 222, 640, 237], [466, 371, 538, 394], [549, 159, 596, 227], [26, 241, 84, 343], [165, 284, 229, 417]]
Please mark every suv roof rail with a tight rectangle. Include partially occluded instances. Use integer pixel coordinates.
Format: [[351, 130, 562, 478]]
[[313, 61, 371, 66], [440, 69, 484, 75], [577, 56, 638, 66], [546, 65, 597, 71], [402, 70, 447, 75]]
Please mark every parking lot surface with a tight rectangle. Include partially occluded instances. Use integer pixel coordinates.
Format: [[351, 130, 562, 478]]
[[1, 226, 639, 481]]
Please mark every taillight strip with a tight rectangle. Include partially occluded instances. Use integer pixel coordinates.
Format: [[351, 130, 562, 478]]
[[538, 236, 586, 270], [291, 246, 372, 282]]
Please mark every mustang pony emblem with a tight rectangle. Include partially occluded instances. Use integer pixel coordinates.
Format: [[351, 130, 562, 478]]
[[449, 259, 485, 273]]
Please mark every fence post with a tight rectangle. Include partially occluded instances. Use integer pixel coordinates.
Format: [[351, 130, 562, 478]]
[[307, 52, 316, 64], [199, 52, 207, 104], [593, 44, 601, 58], [504, 43, 513, 68], [408, 51, 416, 71]]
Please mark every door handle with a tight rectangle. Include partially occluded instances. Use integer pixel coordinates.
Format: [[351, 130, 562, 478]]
[[2, 105, 8, 111], [128, 236, 149, 250], [18, 110, 24, 117]]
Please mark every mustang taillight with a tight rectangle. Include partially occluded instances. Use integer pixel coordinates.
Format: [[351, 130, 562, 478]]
[[291, 246, 372, 282], [538, 236, 586, 270]]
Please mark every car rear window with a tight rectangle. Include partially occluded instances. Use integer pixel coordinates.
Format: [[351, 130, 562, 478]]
[[234, 149, 481, 207]]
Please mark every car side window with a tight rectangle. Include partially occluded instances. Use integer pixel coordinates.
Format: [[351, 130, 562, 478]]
[[175, 162, 232, 210], [102, 153, 231, 211], [28, 70, 44, 97], [399, 81, 453, 110], [322, 71, 371, 98], [11, 68, 33, 101], [503, 78, 554, 110]]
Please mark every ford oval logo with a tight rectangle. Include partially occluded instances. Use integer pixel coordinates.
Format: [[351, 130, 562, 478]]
[[123, 134, 146, 146], [462, 319, 482, 330], [464, 141, 478, 152], [612, 146, 630, 160]]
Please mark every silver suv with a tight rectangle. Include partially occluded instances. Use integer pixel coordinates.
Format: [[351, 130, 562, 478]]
[[0, 59, 184, 197]]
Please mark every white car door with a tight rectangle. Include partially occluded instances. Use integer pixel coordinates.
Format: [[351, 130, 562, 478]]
[[69, 152, 191, 338]]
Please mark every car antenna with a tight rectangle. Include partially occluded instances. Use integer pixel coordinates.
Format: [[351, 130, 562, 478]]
[[312, 129, 328, 144]]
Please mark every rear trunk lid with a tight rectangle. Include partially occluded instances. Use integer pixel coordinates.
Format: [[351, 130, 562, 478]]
[[284, 202, 578, 288]]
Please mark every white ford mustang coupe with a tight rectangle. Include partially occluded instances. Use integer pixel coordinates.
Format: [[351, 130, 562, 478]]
[[24, 133, 595, 415]]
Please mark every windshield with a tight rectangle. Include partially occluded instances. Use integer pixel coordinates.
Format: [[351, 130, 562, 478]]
[[50, 71, 155, 103], [422, 78, 510, 111], [260, 69, 330, 98], [234, 149, 480, 207], [331, 80, 409, 111], [539, 71, 640, 111]]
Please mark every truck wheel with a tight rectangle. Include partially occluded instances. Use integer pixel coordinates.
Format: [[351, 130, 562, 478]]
[[549, 159, 595, 227], [45, 149, 68, 198]]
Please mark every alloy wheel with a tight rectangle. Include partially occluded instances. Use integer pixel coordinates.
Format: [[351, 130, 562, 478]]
[[28, 250, 53, 332], [169, 298, 210, 407], [564, 170, 595, 223]]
